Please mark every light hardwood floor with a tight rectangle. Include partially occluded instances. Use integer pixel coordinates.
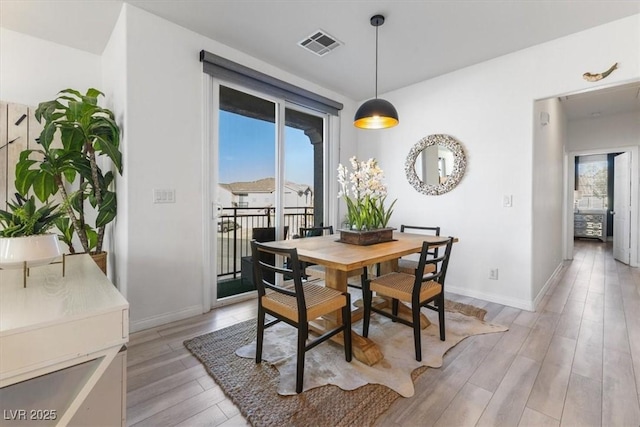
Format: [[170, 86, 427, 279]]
[[126, 240, 640, 426]]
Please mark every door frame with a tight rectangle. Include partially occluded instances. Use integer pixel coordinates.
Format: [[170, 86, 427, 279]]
[[563, 145, 638, 266], [201, 76, 335, 311], [204, 78, 280, 309]]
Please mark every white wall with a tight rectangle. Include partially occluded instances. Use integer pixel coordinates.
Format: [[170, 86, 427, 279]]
[[355, 14, 640, 310], [532, 97, 566, 303], [101, 6, 128, 290], [567, 111, 640, 151], [121, 5, 357, 330], [0, 28, 101, 105]]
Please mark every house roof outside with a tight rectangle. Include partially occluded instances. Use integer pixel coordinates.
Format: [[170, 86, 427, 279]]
[[220, 178, 312, 195]]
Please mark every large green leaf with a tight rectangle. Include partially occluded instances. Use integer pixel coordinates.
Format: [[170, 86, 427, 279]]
[[84, 226, 98, 252], [85, 88, 104, 100], [59, 88, 83, 99], [54, 217, 75, 251], [32, 173, 58, 202], [95, 191, 117, 227], [94, 136, 123, 173], [38, 122, 57, 150], [103, 171, 114, 188], [14, 168, 38, 197], [35, 100, 62, 123], [60, 125, 85, 151], [71, 157, 93, 181]]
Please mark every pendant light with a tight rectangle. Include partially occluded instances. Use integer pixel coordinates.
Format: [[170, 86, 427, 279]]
[[354, 14, 399, 129]]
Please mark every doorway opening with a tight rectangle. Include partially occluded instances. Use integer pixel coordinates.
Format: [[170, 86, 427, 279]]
[[567, 150, 635, 265], [557, 81, 640, 267]]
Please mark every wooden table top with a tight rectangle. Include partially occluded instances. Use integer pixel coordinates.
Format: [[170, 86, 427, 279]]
[[264, 232, 456, 272]]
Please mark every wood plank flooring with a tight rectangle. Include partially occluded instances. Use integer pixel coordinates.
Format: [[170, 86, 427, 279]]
[[126, 240, 640, 426]]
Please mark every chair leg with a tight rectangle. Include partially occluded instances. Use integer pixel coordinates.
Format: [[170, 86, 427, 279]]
[[343, 294, 352, 362], [413, 301, 422, 362], [392, 299, 399, 319], [438, 293, 446, 341], [256, 305, 265, 364], [296, 323, 307, 394]]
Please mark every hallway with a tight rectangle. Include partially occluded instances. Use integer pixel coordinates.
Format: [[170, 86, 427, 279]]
[[374, 239, 640, 426]]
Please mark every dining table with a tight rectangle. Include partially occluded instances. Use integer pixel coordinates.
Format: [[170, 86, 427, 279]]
[[262, 231, 457, 366]]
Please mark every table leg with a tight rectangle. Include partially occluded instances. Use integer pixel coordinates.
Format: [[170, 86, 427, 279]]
[[321, 267, 384, 366]]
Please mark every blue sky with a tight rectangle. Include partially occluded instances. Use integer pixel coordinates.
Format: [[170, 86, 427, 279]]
[[219, 110, 314, 186]]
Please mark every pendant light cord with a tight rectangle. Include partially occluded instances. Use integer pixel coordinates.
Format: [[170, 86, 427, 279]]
[[375, 24, 379, 99]]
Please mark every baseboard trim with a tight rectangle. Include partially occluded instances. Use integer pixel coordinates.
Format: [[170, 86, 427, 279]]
[[447, 261, 565, 312], [532, 262, 564, 311], [446, 285, 535, 311], [130, 304, 203, 333]]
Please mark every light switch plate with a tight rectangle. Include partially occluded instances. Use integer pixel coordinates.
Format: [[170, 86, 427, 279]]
[[503, 195, 513, 207], [153, 189, 176, 204]]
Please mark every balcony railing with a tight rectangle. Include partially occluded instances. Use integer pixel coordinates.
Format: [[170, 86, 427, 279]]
[[216, 206, 315, 278]]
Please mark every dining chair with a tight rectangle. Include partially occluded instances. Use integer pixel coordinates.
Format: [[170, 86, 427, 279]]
[[241, 226, 289, 287], [299, 226, 365, 287], [362, 237, 454, 361], [251, 240, 352, 393], [298, 225, 332, 279], [397, 225, 441, 275], [300, 225, 334, 237]]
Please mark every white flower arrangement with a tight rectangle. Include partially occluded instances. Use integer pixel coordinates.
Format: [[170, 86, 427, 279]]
[[338, 157, 396, 230]]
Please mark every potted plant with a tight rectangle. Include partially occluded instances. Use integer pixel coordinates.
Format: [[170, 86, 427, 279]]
[[0, 194, 64, 269], [337, 157, 396, 245], [14, 88, 122, 273]]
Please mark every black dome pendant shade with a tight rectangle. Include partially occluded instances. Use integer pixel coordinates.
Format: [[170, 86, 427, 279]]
[[354, 14, 399, 129], [354, 98, 399, 129]]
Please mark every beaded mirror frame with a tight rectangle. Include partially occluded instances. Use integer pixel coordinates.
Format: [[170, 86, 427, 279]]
[[405, 134, 467, 195]]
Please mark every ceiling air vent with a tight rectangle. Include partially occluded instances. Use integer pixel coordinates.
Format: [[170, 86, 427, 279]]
[[298, 30, 342, 56]]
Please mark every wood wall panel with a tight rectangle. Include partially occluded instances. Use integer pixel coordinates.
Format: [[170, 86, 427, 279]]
[[0, 103, 7, 209], [7, 104, 29, 205], [28, 108, 44, 149], [0, 102, 42, 209]]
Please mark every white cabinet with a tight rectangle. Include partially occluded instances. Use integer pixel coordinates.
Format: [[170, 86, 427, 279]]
[[0, 254, 129, 426]]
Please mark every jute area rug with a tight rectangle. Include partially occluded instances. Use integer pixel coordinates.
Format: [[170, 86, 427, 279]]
[[183, 301, 507, 427]]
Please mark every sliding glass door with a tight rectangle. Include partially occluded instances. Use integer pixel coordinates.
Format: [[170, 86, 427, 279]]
[[210, 83, 327, 303]]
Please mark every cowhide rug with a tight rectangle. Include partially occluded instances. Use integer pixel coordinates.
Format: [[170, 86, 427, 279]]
[[236, 306, 507, 397]]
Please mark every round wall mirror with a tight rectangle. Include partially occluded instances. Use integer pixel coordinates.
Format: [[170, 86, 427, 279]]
[[405, 134, 467, 195]]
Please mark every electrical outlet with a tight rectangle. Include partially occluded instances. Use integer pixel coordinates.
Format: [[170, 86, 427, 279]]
[[489, 268, 499, 280]]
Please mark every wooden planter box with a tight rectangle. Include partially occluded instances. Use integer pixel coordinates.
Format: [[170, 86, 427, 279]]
[[338, 228, 395, 246]]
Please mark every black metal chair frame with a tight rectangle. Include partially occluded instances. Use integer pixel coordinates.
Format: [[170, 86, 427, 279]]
[[251, 240, 352, 393], [299, 225, 334, 238], [400, 224, 441, 258], [241, 227, 289, 287], [297, 226, 334, 279], [362, 237, 453, 361]]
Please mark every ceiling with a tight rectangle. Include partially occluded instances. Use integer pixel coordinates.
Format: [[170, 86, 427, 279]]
[[1, 0, 639, 116], [562, 82, 640, 121]]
